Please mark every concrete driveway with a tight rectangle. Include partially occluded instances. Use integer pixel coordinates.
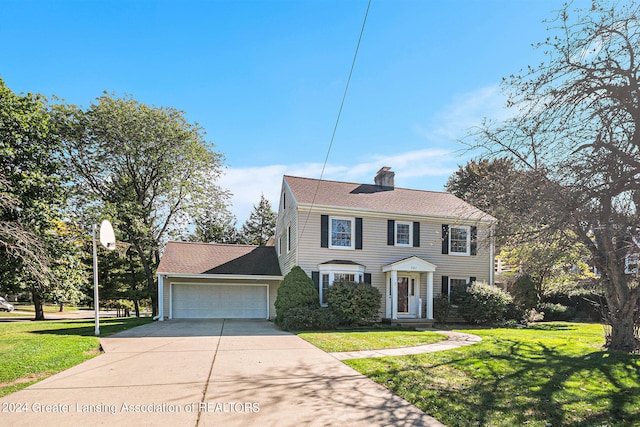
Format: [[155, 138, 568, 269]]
[[0, 319, 443, 426]]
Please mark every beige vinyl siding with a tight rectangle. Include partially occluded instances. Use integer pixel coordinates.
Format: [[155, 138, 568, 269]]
[[276, 182, 298, 275], [162, 276, 280, 319], [295, 207, 493, 317]]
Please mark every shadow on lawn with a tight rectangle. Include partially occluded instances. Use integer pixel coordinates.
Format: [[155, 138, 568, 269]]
[[373, 337, 640, 427], [29, 318, 151, 337]]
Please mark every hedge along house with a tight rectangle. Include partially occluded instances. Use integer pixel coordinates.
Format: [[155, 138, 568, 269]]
[[157, 242, 282, 319], [275, 167, 497, 323]]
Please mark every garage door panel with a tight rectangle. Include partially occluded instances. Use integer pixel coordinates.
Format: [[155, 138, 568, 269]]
[[172, 284, 267, 319]]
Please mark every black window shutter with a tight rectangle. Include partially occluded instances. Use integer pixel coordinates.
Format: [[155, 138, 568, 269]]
[[321, 215, 329, 248], [470, 226, 477, 255], [387, 220, 395, 245], [441, 275, 449, 295], [442, 225, 449, 254], [469, 276, 476, 284], [364, 273, 372, 285], [355, 217, 363, 250], [312, 271, 320, 294], [413, 221, 420, 247]]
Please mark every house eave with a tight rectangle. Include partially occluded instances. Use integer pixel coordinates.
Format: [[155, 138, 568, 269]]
[[296, 203, 497, 224], [157, 272, 283, 281]]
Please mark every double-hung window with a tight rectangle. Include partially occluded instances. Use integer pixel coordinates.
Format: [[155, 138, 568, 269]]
[[449, 226, 470, 256], [395, 221, 412, 246], [330, 217, 354, 249]]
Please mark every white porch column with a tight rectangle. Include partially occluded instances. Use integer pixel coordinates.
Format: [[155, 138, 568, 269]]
[[157, 275, 164, 321], [426, 271, 433, 320], [391, 270, 398, 319]]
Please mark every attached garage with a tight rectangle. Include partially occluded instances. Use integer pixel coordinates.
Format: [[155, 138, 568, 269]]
[[171, 283, 268, 319], [157, 242, 282, 320]]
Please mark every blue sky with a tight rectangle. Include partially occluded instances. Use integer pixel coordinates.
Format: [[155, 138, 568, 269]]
[[0, 0, 587, 222]]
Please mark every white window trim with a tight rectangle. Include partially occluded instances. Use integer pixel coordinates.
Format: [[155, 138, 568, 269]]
[[449, 225, 471, 256], [625, 253, 639, 274], [395, 221, 412, 246], [329, 216, 355, 250], [318, 263, 366, 307], [277, 236, 281, 256], [286, 226, 291, 253]]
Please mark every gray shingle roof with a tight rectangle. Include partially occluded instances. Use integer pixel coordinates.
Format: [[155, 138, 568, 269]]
[[284, 175, 495, 222], [157, 241, 282, 276]]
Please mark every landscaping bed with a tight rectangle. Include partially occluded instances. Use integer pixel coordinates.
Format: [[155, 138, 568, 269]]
[[345, 322, 640, 426]]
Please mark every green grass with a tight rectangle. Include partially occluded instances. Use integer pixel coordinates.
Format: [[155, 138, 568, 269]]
[[298, 329, 448, 352], [0, 317, 151, 397], [345, 322, 640, 426]]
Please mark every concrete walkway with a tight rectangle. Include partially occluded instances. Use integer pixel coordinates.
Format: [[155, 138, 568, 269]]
[[330, 330, 482, 360], [0, 319, 446, 427]]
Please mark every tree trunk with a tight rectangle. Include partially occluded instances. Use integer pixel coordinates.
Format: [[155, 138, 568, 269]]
[[607, 307, 638, 352], [32, 292, 45, 321], [134, 299, 140, 318], [59, 303, 64, 312]]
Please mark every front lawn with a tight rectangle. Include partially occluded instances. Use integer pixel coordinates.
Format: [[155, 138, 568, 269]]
[[0, 317, 151, 397], [346, 322, 640, 426], [298, 329, 448, 352]]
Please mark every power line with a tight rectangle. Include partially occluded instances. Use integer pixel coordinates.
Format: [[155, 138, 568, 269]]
[[298, 0, 372, 243]]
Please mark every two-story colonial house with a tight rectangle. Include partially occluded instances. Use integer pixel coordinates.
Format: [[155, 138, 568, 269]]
[[276, 167, 496, 322], [156, 167, 496, 321]]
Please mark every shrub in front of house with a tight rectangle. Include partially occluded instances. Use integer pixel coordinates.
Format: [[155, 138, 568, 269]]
[[460, 282, 518, 325], [537, 302, 576, 321], [274, 266, 320, 326], [325, 281, 381, 326], [433, 295, 451, 325], [279, 306, 339, 331]]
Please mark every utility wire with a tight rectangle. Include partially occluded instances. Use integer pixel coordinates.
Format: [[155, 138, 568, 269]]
[[298, 0, 372, 243]]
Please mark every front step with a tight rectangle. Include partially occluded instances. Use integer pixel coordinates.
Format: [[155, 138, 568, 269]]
[[382, 318, 435, 329]]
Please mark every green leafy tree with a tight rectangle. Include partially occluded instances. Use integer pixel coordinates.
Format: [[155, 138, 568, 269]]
[[55, 93, 225, 316], [0, 78, 85, 320], [241, 193, 276, 245], [469, 1, 640, 351], [188, 190, 241, 243]]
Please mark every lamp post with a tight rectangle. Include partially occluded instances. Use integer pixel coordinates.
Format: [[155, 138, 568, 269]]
[[93, 220, 116, 336]]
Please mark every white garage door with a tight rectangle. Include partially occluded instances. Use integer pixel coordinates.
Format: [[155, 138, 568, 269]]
[[172, 284, 268, 319]]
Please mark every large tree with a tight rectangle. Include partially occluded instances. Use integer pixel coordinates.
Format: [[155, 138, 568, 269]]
[[188, 190, 242, 244], [470, 1, 640, 351], [241, 194, 276, 245], [56, 94, 225, 316], [0, 78, 84, 320]]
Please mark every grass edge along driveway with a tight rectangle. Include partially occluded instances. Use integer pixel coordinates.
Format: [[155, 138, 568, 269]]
[[298, 329, 448, 353], [0, 317, 151, 397], [345, 322, 640, 427]]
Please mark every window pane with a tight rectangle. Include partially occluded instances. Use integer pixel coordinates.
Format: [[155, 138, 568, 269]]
[[396, 223, 410, 245], [450, 227, 468, 253], [321, 274, 330, 305], [331, 219, 352, 247]]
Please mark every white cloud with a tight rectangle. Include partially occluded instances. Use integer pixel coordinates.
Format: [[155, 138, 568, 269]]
[[220, 149, 458, 223], [221, 85, 510, 224]]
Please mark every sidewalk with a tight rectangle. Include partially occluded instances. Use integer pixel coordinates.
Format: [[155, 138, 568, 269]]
[[330, 330, 482, 360]]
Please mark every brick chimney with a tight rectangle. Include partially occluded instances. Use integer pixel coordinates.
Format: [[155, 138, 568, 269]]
[[374, 166, 395, 188]]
